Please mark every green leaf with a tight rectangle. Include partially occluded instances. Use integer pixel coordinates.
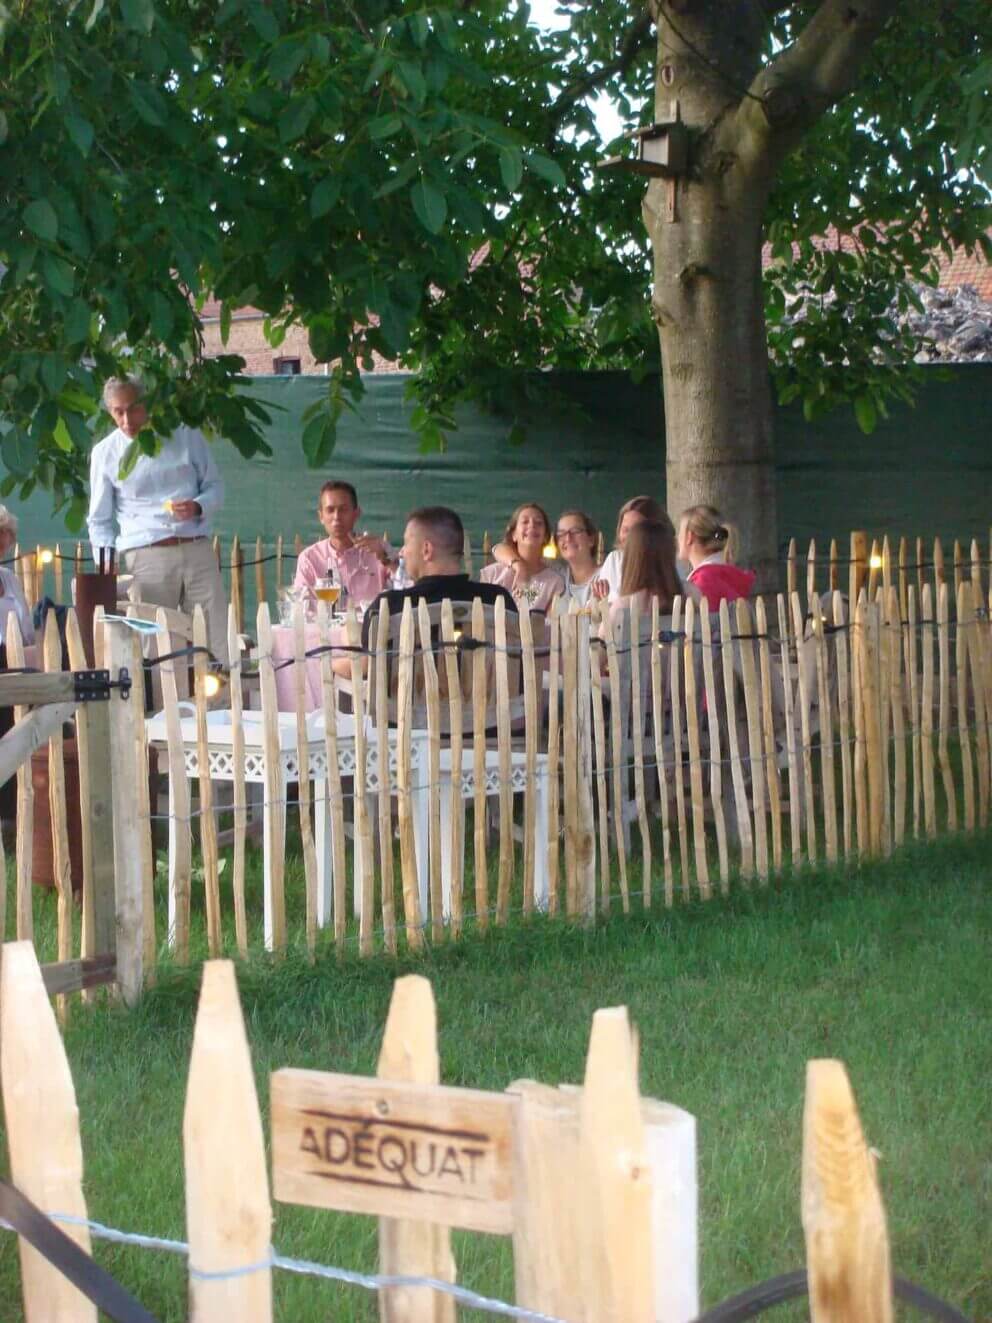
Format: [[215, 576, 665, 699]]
[[278, 96, 315, 143], [149, 291, 174, 341], [41, 253, 75, 297], [369, 114, 403, 140], [40, 354, 68, 395], [53, 416, 74, 453], [121, 0, 155, 34], [854, 394, 878, 434], [374, 159, 417, 200], [219, 301, 231, 344], [397, 61, 427, 106], [499, 146, 523, 193], [410, 179, 446, 235], [23, 199, 58, 243], [65, 111, 95, 156], [524, 151, 565, 188], [65, 494, 87, 534], [310, 175, 341, 218], [301, 412, 336, 467], [268, 38, 308, 83], [130, 82, 167, 126]]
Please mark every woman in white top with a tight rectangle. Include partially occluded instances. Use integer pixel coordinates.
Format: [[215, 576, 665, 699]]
[[553, 510, 600, 606], [0, 505, 34, 648], [594, 495, 670, 602]]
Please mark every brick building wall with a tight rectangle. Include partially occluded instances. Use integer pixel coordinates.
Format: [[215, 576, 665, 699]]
[[199, 302, 401, 375]]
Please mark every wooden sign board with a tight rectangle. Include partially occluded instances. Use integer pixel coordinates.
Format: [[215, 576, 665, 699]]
[[271, 1068, 515, 1234]]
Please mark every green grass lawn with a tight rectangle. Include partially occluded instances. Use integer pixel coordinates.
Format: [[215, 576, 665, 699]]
[[1, 831, 991, 1321]]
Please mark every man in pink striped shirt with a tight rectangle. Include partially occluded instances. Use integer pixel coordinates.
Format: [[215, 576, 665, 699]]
[[294, 480, 392, 605]]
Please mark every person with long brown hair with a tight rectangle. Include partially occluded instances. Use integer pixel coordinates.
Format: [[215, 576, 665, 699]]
[[609, 516, 694, 626], [593, 494, 668, 601], [677, 504, 755, 608], [480, 501, 563, 611], [553, 509, 600, 605]]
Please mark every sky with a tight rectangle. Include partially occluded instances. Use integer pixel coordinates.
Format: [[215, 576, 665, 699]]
[[528, 0, 627, 145]]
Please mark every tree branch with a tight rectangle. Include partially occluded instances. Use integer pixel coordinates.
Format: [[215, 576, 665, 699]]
[[745, 0, 903, 149], [548, 7, 653, 124]]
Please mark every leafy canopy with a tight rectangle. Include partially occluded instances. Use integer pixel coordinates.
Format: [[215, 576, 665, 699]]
[[0, 0, 989, 527]]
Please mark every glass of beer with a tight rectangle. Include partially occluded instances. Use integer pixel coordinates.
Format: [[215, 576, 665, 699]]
[[314, 575, 341, 607]]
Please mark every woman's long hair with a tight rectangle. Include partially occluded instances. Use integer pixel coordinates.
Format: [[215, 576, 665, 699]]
[[503, 501, 551, 555], [614, 495, 666, 548], [619, 518, 680, 611]]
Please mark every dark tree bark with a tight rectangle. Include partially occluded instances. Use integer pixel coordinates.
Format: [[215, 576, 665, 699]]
[[643, 0, 902, 585]]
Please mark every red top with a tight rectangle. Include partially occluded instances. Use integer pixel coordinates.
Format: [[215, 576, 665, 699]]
[[689, 562, 756, 609]]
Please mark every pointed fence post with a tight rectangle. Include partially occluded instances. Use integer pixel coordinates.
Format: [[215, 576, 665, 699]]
[[184, 961, 272, 1321], [0, 941, 98, 1322], [104, 619, 145, 1004], [802, 1060, 892, 1323], [376, 975, 456, 1323]]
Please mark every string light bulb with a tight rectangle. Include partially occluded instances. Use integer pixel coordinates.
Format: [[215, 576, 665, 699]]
[[38, 548, 54, 565], [869, 553, 884, 570], [202, 672, 224, 700], [542, 542, 558, 560]]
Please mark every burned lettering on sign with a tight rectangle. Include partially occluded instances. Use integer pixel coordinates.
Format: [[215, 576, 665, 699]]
[[298, 1109, 497, 1202]]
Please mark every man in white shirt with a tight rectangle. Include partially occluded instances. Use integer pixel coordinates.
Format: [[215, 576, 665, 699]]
[[87, 376, 229, 663]]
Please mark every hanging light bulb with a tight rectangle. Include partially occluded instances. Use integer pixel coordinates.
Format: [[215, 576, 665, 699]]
[[37, 548, 54, 565], [869, 553, 884, 570], [202, 671, 225, 700], [542, 542, 558, 560]]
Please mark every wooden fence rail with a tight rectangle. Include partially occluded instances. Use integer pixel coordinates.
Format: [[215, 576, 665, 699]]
[[1, 947, 907, 1323]]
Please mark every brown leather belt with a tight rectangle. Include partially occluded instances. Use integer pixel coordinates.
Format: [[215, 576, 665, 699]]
[[143, 535, 206, 549]]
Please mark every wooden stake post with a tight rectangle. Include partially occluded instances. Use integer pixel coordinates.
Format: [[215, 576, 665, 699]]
[[104, 619, 145, 1005]]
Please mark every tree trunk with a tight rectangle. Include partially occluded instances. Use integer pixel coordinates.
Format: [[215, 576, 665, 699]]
[[645, 178, 778, 587], [644, 4, 780, 588]]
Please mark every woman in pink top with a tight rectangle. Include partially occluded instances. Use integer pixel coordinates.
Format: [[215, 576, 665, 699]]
[[677, 505, 755, 610], [480, 502, 563, 612], [294, 480, 391, 605]]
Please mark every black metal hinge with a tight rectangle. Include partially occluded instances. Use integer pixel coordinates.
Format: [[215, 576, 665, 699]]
[[72, 668, 132, 702]]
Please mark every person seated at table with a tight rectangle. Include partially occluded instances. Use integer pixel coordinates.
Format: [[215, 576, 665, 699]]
[[294, 480, 391, 606], [677, 504, 756, 610], [479, 502, 563, 612], [340, 506, 516, 673], [553, 509, 600, 606], [591, 495, 670, 602], [607, 516, 697, 632]]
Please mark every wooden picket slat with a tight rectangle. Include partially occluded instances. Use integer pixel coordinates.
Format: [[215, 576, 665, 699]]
[[849, 531, 868, 609], [127, 628, 156, 981], [343, 607, 374, 952], [185, 961, 272, 1321], [905, 587, 922, 840], [881, 534, 893, 603], [776, 594, 802, 866], [316, 613, 347, 949], [231, 534, 244, 634], [791, 592, 817, 865], [650, 598, 674, 905], [832, 593, 853, 859], [157, 609, 192, 960], [806, 538, 817, 613], [669, 597, 691, 896], [374, 604, 397, 953], [417, 599, 444, 941], [862, 594, 886, 856], [629, 597, 652, 901], [6, 618, 33, 942], [494, 597, 514, 925], [682, 599, 708, 896], [471, 598, 489, 930], [935, 583, 957, 831], [867, 539, 881, 602], [518, 602, 539, 916], [440, 600, 465, 935], [787, 537, 797, 601], [802, 1060, 892, 1323], [589, 603, 612, 913], [601, 606, 629, 910], [874, 586, 893, 856], [916, 535, 925, 602], [257, 603, 287, 954], [193, 606, 222, 955], [885, 588, 907, 847], [561, 608, 580, 914], [755, 597, 782, 874], [898, 536, 908, 622], [1, 942, 98, 1322], [970, 537, 984, 607], [736, 597, 768, 880], [42, 618, 73, 1021], [953, 538, 964, 596], [954, 583, 976, 832], [811, 596, 838, 864], [275, 533, 284, 592], [720, 597, 753, 878], [700, 602, 729, 890], [933, 536, 945, 596], [965, 581, 990, 829], [920, 584, 938, 838], [829, 538, 839, 594], [255, 535, 266, 615], [396, 601, 422, 949], [226, 606, 248, 956], [104, 620, 144, 1005], [851, 593, 869, 856], [544, 608, 561, 915], [292, 603, 318, 955], [64, 612, 94, 975]]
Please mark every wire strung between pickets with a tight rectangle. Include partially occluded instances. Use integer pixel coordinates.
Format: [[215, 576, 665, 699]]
[[0, 1211, 573, 1323]]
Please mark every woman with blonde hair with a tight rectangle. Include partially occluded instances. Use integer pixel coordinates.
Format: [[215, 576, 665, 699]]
[[677, 504, 755, 609], [480, 501, 563, 612]]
